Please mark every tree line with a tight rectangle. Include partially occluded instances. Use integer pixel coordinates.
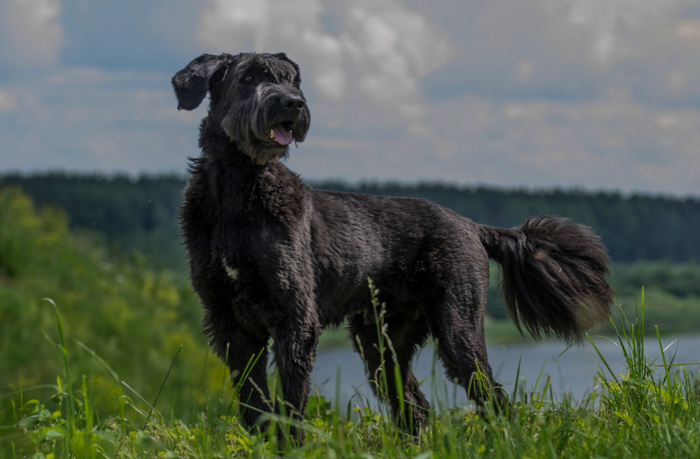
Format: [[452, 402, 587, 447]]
[[2, 172, 699, 267]]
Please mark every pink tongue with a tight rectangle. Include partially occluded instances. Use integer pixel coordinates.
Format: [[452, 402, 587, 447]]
[[273, 126, 293, 146]]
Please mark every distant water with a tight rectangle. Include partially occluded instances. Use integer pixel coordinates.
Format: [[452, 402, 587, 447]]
[[311, 334, 700, 412]]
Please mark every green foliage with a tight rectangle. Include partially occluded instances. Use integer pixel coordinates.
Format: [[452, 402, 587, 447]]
[[611, 262, 700, 298], [1, 172, 187, 272], [4, 173, 700, 271], [606, 263, 700, 336], [0, 187, 228, 433]]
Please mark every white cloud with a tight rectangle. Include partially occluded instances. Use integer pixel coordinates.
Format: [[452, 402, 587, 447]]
[[0, 67, 192, 174], [0, 0, 63, 66], [3, 0, 699, 197], [339, 1, 451, 102], [0, 89, 17, 113], [196, 0, 452, 119], [190, 0, 700, 196], [290, 90, 700, 195], [559, 0, 678, 63]]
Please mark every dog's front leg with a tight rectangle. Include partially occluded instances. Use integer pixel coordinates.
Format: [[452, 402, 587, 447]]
[[202, 305, 273, 429], [269, 315, 320, 441]]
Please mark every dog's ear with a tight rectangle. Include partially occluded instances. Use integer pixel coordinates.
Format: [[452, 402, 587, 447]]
[[272, 52, 302, 87], [172, 53, 235, 111]]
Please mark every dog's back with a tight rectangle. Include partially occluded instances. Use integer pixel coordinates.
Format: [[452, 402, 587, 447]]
[[307, 188, 490, 325]]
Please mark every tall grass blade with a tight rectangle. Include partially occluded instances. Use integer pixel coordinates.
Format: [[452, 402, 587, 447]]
[[43, 298, 75, 442], [144, 345, 182, 428], [512, 356, 522, 403]]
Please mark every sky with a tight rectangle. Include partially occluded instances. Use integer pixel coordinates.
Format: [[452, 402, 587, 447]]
[[1, 0, 699, 197]]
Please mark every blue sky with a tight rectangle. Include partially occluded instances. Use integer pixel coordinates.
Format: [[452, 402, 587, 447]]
[[1, 0, 699, 196]]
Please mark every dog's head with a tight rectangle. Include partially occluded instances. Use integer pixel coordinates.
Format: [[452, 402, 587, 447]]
[[172, 52, 310, 165]]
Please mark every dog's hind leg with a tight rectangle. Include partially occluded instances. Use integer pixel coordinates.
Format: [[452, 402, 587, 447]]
[[425, 284, 510, 414], [349, 306, 431, 434], [414, 248, 510, 414]]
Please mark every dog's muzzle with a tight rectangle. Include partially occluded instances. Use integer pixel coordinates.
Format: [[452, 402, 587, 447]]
[[268, 94, 307, 146]]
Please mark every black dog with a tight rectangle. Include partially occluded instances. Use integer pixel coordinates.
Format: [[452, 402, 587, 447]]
[[172, 52, 613, 436]]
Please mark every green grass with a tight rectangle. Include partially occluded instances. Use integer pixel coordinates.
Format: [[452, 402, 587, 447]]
[[2, 187, 700, 457], [2, 291, 699, 458]]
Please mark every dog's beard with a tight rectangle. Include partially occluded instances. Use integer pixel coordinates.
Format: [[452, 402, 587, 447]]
[[218, 108, 279, 164], [222, 121, 290, 165], [239, 140, 289, 165]]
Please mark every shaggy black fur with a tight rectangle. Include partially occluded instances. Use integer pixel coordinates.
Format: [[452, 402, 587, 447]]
[[173, 52, 614, 438]]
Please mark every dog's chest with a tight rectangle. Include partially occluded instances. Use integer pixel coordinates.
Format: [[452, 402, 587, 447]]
[[211, 225, 273, 308], [208, 200, 298, 284]]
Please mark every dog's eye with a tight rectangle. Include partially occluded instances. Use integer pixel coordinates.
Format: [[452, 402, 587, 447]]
[[244, 75, 254, 84]]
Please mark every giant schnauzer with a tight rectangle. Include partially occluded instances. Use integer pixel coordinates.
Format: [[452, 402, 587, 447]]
[[172, 52, 613, 437]]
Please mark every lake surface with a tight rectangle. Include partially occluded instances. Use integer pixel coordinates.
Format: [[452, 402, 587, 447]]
[[311, 334, 700, 411]]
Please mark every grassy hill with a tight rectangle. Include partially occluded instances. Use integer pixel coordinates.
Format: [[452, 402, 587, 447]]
[[0, 187, 227, 428]]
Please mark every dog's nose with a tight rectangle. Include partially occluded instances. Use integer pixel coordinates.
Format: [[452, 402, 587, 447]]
[[281, 95, 305, 112]]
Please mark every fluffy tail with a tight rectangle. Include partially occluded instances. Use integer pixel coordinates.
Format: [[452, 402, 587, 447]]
[[479, 216, 613, 341]]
